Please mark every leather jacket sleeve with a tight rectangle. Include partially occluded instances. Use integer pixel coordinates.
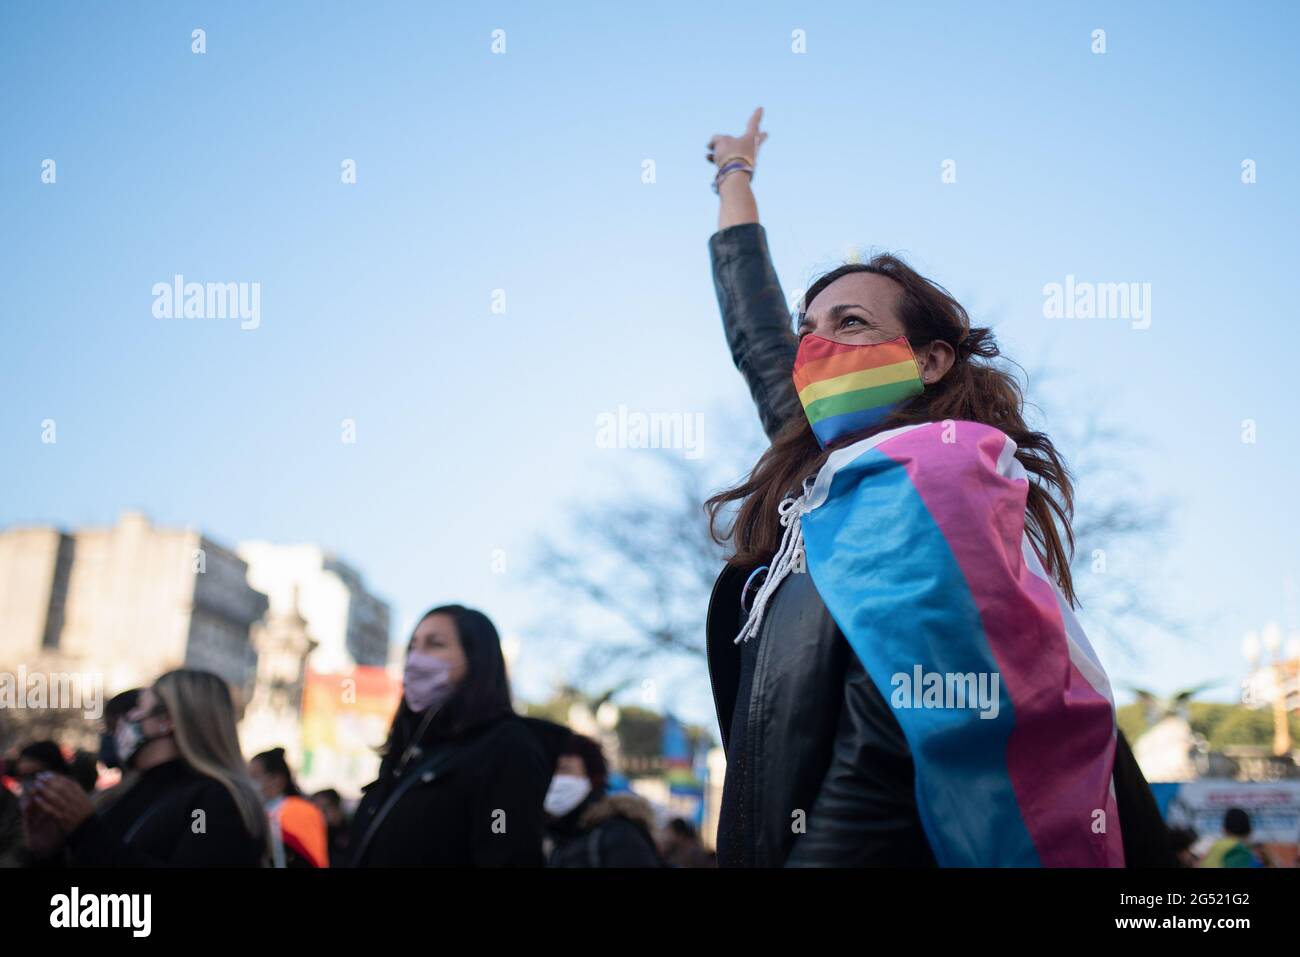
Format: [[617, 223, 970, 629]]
[[708, 223, 801, 440], [785, 650, 936, 867]]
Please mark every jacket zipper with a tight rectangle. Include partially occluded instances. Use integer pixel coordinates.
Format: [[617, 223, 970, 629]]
[[744, 587, 775, 866], [703, 566, 732, 751]]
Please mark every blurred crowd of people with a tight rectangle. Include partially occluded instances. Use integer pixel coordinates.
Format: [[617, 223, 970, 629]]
[[4, 599, 1283, 869], [2, 617, 1290, 870], [0, 605, 715, 868]]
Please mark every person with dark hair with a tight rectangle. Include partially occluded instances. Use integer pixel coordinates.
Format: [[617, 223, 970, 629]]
[[1200, 808, 1263, 868], [700, 108, 1174, 867], [250, 747, 328, 868], [5, 742, 78, 867], [98, 688, 142, 772], [14, 741, 71, 783], [660, 817, 714, 868], [310, 789, 352, 868], [91, 688, 144, 811], [544, 733, 663, 868], [348, 604, 552, 867]]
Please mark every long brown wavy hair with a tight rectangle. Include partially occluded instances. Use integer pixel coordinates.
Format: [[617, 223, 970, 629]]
[[705, 254, 1078, 605]]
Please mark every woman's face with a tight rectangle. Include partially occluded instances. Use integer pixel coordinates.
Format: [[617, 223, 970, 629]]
[[126, 687, 172, 737], [799, 272, 907, 345], [120, 685, 178, 769], [409, 613, 469, 688], [800, 273, 955, 384]]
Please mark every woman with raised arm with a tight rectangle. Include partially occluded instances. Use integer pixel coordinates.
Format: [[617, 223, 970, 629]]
[[702, 108, 1172, 868]]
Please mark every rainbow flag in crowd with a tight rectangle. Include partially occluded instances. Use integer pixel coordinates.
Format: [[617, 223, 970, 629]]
[[798, 419, 1124, 866], [793, 335, 924, 447]]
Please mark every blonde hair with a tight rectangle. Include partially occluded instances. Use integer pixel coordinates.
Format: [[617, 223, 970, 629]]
[[150, 669, 268, 848]]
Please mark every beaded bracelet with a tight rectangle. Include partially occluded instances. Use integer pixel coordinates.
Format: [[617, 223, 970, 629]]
[[712, 161, 754, 194]]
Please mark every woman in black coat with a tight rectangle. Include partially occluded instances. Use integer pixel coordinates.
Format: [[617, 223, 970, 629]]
[[702, 108, 1175, 868], [349, 604, 553, 867], [23, 670, 267, 867]]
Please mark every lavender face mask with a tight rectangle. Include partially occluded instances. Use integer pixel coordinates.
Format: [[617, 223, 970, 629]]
[[402, 650, 457, 714]]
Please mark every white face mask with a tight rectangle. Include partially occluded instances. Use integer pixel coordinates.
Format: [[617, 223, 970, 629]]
[[544, 773, 592, 817]]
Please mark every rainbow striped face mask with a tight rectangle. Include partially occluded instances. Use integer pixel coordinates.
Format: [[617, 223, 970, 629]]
[[793, 333, 925, 448]]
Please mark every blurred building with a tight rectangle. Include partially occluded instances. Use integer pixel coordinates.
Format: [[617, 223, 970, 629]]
[[236, 542, 390, 672], [238, 591, 318, 760], [1242, 655, 1300, 714], [235, 542, 392, 786], [1132, 714, 1201, 782], [0, 511, 267, 706]]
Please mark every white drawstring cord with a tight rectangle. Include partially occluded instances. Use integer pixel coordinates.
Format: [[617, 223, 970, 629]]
[[735, 488, 810, 644]]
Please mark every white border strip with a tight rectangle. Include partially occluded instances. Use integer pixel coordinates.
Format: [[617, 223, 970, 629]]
[[805, 422, 929, 510], [997, 432, 1114, 709]]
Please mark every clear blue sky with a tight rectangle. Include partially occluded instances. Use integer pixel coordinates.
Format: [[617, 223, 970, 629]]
[[3, 1, 1297, 728]]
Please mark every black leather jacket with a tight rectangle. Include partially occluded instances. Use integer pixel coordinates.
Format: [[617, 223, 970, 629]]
[[705, 222, 1174, 867]]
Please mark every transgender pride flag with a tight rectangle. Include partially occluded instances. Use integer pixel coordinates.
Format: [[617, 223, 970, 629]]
[[798, 419, 1123, 867]]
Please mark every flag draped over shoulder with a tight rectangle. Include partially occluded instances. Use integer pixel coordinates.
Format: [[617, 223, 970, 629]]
[[799, 419, 1124, 867]]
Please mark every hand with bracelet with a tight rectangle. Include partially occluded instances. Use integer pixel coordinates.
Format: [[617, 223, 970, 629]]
[[707, 106, 768, 230]]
